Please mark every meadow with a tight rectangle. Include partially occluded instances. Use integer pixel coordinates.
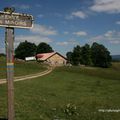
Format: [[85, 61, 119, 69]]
[[0, 58, 120, 120], [0, 56, 46, 79]]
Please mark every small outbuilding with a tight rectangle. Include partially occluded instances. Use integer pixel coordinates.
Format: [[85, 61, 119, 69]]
[[36, 52, 67, 66], [25, 56, 36, 61]]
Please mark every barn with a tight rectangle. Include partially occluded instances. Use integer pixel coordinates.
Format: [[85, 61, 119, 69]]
[[36, 52, 67, 66]]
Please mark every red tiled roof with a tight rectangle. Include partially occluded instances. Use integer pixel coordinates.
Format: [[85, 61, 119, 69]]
[[36, 52, 56, 60]]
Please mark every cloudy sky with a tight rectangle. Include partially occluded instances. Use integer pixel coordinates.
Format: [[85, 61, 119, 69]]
[[0, 0, 120, 55]]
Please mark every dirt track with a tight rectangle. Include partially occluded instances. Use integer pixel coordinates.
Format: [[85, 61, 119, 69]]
[[0, 67, 53, 85]]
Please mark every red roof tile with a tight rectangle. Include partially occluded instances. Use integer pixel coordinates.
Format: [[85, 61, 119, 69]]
[[36, 52, 56, 60]]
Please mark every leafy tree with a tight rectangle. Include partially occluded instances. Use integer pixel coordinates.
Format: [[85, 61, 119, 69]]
[[81, 44, 92, 65], [66, 52, 73, 63], [0, 53, 6, 57], [15, 40, 36, 60], [66, 42, 111, 68], [36, 42, 53, 54], [91, 42, 112, 68], [91, 42, 99, 66], [72, 45, 81, 65]]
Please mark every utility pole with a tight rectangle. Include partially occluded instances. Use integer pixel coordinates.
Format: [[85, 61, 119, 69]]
[[4, 8, 15, 120]]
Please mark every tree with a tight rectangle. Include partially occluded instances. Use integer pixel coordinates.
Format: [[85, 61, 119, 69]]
[[66, 52, 73, 64], [91, 42, 112, 68], [72, 45, 81, 65], [66, 42, 111, 67], [15, 40, 36, 60], [0, 53, 6, 57], [36, 42, 53, 54], [81, 44, 92, 65]]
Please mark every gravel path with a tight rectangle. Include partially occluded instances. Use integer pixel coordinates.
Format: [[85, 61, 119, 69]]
[[0, 67, 53, 85]]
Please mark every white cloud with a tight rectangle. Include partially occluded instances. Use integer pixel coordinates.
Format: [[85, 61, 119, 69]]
[[56, 39, 79, 46], [104, 30, 115, 37], [66, 11, 87, 20], [63, 31, 69, 35], [104, 30, 120, 38], [14, 24, 58, 48], [30, 24, 57, 36], [90, 35, 103, 42], [116, 21, 120, 25], [91, 30, 120, 44], [90, 0, 120, 13], [73, 31, 87, 36], [71, 11, 88, 19]]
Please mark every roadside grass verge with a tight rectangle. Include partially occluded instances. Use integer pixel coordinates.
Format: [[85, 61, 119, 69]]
[[0, 64, 120, 120]]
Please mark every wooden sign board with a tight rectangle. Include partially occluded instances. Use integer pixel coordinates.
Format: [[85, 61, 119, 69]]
[[0, 11, 33, 28]]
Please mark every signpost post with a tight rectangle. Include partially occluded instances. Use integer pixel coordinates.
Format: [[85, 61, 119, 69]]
[[0, 7, 33, 120], [6, 27, 14, 120]]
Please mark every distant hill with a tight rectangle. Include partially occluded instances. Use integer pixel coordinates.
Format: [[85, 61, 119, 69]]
[[112, 55, 120, 61]]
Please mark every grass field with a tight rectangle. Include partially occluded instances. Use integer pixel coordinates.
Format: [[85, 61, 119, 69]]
[[0, 61, 120, 120], [0, 56, 46, 79]]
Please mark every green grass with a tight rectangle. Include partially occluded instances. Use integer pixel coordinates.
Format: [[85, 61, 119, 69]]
[[0, 62, 120, 120], [0, 56, 46, 79], [60, 62, 120, 81]]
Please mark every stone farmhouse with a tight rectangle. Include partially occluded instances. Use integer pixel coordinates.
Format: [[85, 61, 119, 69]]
[[36, 52, 67, 66]]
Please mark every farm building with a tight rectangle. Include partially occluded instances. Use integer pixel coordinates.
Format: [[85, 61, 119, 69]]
[[25, 56, 36, 61], [36, 52, 67, 66]]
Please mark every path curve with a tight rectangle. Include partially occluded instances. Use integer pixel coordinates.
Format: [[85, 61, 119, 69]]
[[0, 66, 53, 85]]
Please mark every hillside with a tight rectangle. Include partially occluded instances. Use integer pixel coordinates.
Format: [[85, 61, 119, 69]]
[[0, 62, 120, 120]]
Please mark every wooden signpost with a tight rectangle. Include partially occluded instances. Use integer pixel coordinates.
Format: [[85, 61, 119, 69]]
[[0, 7, 33, 120]]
